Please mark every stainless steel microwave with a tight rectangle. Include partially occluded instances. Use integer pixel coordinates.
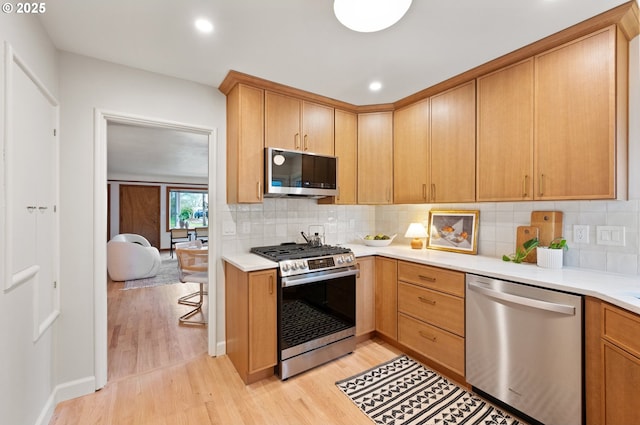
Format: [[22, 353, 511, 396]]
[[265, 147, 338, 198]]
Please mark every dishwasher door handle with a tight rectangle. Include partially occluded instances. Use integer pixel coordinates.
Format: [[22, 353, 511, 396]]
[[468, 282, 576, 315]]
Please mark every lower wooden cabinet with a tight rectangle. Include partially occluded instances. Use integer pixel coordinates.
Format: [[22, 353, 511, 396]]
[[586, 297, 640, 425], [225, 262, 277, 384], [356, 256, 376, 337], [397, 313, 465, 377], [375, 257, 398, 340], [374, 258, 466, 380], [396, 261, 465, 378]]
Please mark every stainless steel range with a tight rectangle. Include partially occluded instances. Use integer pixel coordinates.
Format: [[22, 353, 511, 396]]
[[251, 243, 358, 380]]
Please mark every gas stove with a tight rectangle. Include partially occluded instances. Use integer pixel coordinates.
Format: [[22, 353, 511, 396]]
[[250, 243, 355, 277]]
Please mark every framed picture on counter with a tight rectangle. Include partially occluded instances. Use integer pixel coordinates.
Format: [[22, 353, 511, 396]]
[[427, 210, 479, 254]]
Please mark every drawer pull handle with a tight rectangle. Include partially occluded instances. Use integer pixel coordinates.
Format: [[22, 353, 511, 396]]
[[419, 331, 437, 342], [418, 275, 436, 282], [418, 296, 436, 305]]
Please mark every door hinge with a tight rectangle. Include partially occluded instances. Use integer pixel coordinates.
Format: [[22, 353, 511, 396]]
[[53, 205, 57, 213], [53, 129, 57, 136], [53, 281, 57, 289]]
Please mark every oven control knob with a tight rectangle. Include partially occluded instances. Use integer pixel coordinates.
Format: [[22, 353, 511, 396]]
[[282, 263, 290, 272], [346, 255, 354, 263], [299, 261, 308, 270], [336, 256, 345, 265]]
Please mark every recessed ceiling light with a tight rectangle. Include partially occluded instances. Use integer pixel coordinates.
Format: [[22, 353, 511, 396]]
[[369, 81, 383, 91], [334, 0, 412, 33], [195, 18, 213, 33]]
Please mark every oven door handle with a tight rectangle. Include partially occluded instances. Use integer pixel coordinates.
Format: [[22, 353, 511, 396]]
[[281, 266, 360, 287]]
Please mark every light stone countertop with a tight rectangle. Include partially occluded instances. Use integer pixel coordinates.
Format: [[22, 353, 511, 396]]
[[222, 242, 640, 316]]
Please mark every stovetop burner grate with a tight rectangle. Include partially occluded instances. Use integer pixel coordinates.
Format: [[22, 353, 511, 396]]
[[251, 243, 351, 262]]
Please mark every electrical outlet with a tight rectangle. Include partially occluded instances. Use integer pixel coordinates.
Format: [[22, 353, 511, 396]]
[[573, 225, 589, 244]]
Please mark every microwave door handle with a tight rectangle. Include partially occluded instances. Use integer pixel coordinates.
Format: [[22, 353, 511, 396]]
[[467, 282, 575, 315]]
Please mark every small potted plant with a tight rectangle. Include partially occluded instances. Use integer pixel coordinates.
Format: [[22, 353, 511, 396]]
[[502, 237, 539, 263], [536, 237, 568, 269]]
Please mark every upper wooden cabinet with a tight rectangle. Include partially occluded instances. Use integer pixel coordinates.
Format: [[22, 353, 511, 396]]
[[265, 91, 335, 155], [226, 84, 264, 204], [477, 59, 535, 201], [394, 81, 476, 204], [429, 81, 476, 203], [534, 26, 624, 200], [320, 109, 358, 205], [358, 111, 393, 204], [394, 99, 430, 204]]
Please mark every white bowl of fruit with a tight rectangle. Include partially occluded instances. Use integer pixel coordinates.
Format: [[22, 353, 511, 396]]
[[362, 233, 396, 247]]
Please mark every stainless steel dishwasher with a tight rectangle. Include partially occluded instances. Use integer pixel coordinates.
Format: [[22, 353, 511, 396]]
[[466, 274, 583, 425]]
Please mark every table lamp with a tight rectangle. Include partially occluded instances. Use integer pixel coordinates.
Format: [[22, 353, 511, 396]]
[[405, 223, 427, 249]]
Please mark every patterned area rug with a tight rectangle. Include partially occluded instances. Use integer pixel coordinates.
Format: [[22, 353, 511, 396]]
[[336, 355, 524, 425], [122, 259, 180, 290]]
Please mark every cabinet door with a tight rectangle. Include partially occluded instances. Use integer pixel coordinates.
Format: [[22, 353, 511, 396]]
[[477, 59, 534, 201], [394, 99, 430, 203], [302, 101, 334, 155], [227, 84, 264, 203], [334, 109, 357, 204], [430, 81, 476, 203], [265, 91, 301, 151], [535, 27, 616, 200], [356, 256, 375, 336], [358, 112, 393, 204], [602, 341, 640, 425], [248, 269, 277, 374], [375, 257, 397, 340]]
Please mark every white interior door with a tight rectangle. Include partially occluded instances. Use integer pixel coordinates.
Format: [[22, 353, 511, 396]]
[[5, 43, 60, 339]]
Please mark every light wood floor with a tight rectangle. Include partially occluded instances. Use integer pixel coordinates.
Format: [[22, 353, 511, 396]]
[[49, 270, 402, 424]]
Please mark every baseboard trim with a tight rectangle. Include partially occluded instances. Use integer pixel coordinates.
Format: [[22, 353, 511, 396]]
[[34, 376, 96, 425]]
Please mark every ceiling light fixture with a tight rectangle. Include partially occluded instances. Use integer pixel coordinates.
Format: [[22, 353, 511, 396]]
[[369, 81, 382, 91], [333, 0, 412, 33], [194, 18, 214, 34]]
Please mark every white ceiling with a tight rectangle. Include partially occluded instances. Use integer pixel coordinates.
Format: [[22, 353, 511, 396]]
[[106, 123, 209, 184], [38, 0, 633, 180]]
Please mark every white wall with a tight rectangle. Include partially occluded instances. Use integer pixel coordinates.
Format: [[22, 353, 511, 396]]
[[0, 12, 60, 425], [56, 52, 224, 395]]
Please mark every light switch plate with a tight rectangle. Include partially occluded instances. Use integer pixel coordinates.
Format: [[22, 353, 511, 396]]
[[596, 225, 625, 246]]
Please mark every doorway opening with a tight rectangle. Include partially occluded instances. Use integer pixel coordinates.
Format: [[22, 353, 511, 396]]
[[94, 110, 217, 389]]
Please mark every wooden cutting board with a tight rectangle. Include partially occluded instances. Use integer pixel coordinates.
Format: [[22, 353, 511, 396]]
[[531, 211, 564, 246], [516, 226, 539, 263]]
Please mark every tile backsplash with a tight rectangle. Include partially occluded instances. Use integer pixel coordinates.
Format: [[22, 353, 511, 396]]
[[221, 198, 640, 276]]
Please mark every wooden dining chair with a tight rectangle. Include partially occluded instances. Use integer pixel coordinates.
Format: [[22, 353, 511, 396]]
[[175, 246, 208, 325], [194, 227, 208, 245], [170, 228, 191, 258]]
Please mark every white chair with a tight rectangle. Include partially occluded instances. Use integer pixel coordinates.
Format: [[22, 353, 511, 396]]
[[175, 246, 208, 325], [107, 234, 161, 281]]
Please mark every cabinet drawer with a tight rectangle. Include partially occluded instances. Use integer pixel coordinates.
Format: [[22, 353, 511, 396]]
[[603, 303, 640, 358], [398, 261, 464, 297], [398, 282, 464, 337], [398, 313, 465, 376]]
